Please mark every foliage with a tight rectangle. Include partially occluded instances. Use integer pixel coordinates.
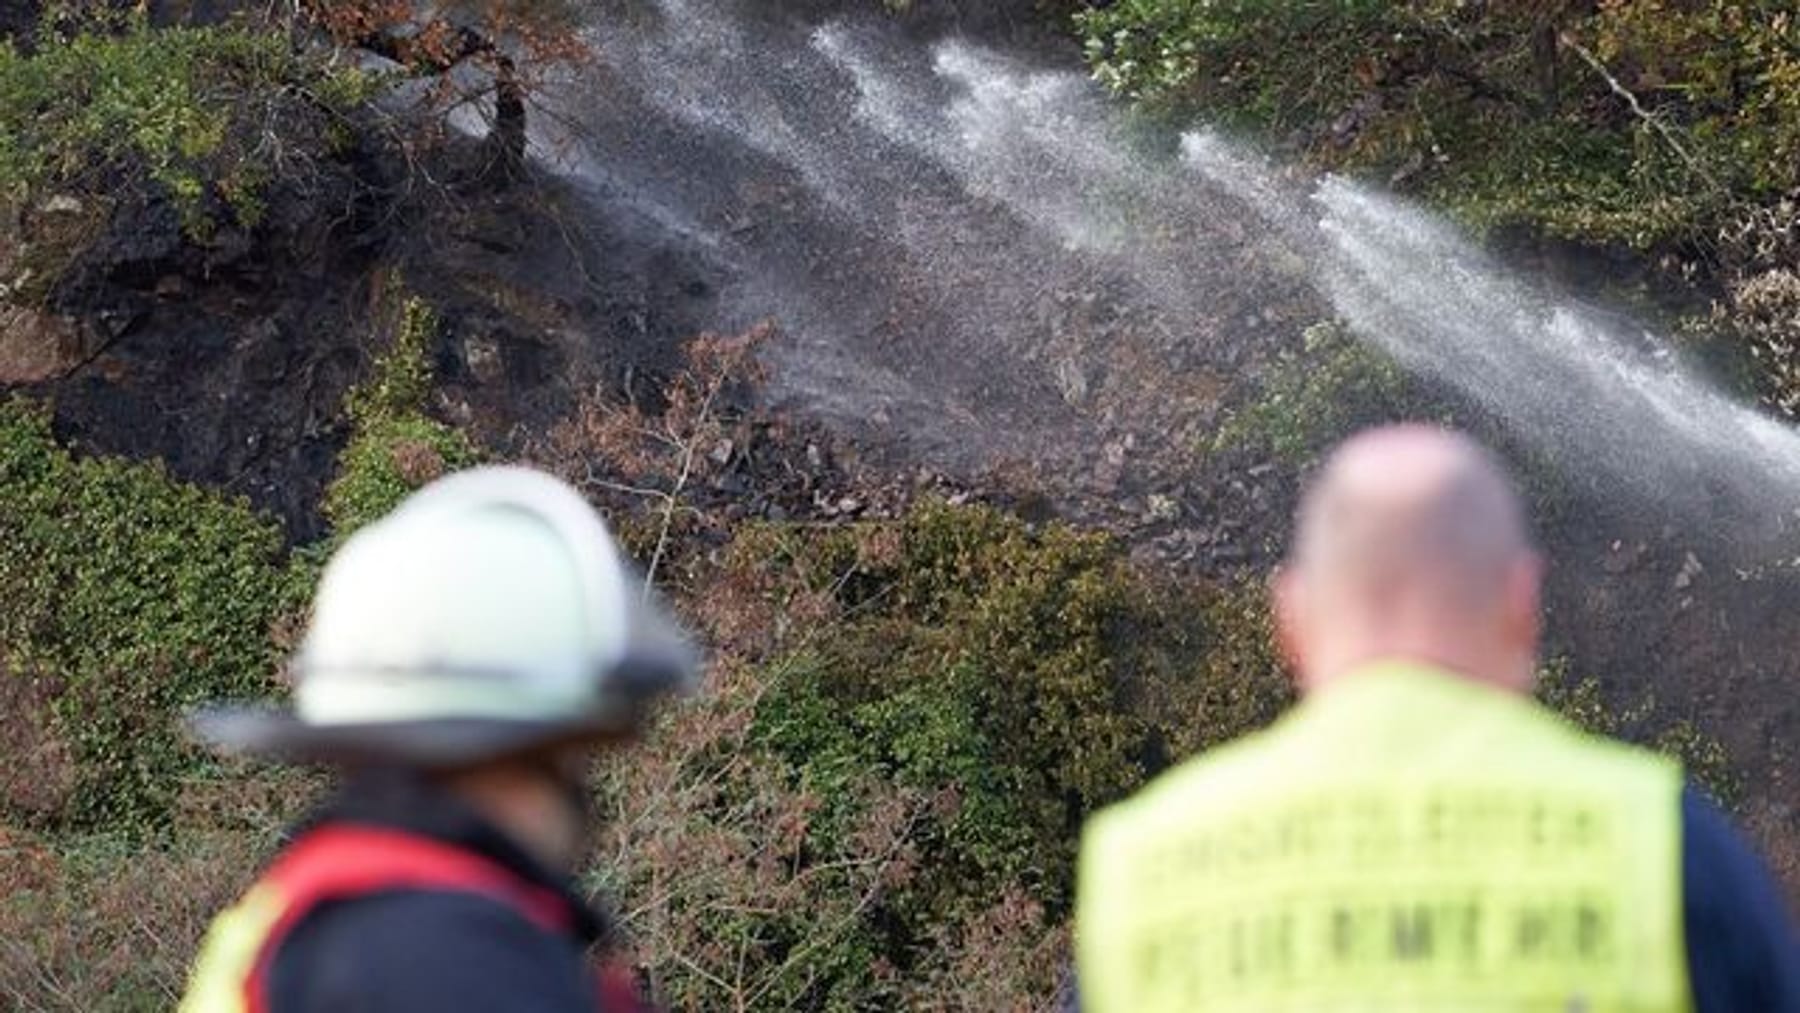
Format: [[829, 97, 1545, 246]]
[[1079, 1, 1800, 254], [323, 293, 477, 537], [533, 325, 772, 584], [1081, 0, 1400, 129], [1720, 264, 1800, 416], [1210, 320, 1432, 465], [598, 500, 1291, 1008], [0, 400, 291, 831], [0, 767, 318, 1012], [305, 0, 584, 65], [1537, 657, 1741, 803], [590, 658, 931, 1011], [0, 11, 369, 237]]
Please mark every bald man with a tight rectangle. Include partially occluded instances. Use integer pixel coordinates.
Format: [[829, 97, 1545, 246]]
[[1074, 426, 1800, 1012]]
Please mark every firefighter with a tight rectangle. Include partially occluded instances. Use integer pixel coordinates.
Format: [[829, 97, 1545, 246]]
[[180, 466, 696, 1011], [1076, 425, 1800, 1011]]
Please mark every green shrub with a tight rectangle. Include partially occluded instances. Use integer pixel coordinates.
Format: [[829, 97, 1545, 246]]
[[1210, 320, 1433, 465], [323, 294, 477, 536], [1537, 657, 1741, 803], [1079, 1, 1800, 253], [0, 399, 291, 830], [0, 11, 370, 235], [1080, 0, 1404, 129], [596, 501, 1293, 1007], [744, 504, 1288, 962]]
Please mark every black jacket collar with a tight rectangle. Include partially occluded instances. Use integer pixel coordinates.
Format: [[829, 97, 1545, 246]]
[[295, 770, 611, 946]]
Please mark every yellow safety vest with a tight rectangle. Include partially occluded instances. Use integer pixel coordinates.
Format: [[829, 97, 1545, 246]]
[[1077, 662, 1690, 1012]]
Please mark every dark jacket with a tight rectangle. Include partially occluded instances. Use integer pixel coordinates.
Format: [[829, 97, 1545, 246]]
[[1680, 789, 1800, 1011], [266, 773, 639, 1013]]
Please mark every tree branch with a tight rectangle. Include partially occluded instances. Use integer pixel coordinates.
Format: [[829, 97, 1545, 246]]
[[1558, 31, 1721, 192]]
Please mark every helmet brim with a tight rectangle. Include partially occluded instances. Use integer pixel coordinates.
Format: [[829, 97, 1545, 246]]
[[185, 707, 646, 769], [191, 535, 702, 769]]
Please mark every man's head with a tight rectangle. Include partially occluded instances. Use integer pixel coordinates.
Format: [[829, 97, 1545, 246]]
[[1273, 425, 1543, 696]]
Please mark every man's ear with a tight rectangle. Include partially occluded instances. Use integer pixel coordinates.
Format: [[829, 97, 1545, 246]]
[[1503, 552, 1544, 654], [1271, 564, 1307, 687]]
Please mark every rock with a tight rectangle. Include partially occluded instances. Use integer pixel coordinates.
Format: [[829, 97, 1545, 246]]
[[0, 305, 83, 383], [1054, 357, 1088, 405], [1674, 551, 1704, 591], [708, 438, 735, 466], [1602, 539, 1647, 575], [1209, 544, 1250, 565], [241, 323, 293, 385], [352, 49, 409, 76], [1093, 459, 1123, 495], [41, 195, 84, 216], [463, 334, 503, 385], [1388, 151, 1426, 186]]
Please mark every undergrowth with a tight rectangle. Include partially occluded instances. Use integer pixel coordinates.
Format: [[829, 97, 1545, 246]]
[[1537, 658, 1741, 804], [323, 290, 477, 538], [1080, 1, 1800, 255], [597, 501, 1292, 1009], [1210, 320, 1441, 466], [0, 10, 370, 238], [0, 400, 294, 831]]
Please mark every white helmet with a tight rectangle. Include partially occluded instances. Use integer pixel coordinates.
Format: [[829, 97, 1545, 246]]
[[189, 467, 697, 767]]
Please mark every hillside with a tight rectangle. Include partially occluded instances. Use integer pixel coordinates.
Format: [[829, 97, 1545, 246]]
[[3, 1, 1797, 1007]]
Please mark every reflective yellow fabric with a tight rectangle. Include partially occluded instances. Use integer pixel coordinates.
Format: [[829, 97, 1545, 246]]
[[1077, 663, 1690, 1012], [178, 884, 285, 1013]]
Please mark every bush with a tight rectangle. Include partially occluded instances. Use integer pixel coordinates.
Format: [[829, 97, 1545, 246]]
[[1080, 0, 1402, 129], [1, 766, 319, 1012], [1721, 266, 1800, 416], [598, 500, 1292, 1008], [0, 11, 369, 237], [1079, 1, 1800, 253], [1210, 320, 1434, 465], [323, 292, 477, 537], [0, 399, 293, 830]]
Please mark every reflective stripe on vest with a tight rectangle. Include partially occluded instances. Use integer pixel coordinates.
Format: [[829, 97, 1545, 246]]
[[1077, 663, 1690, 1012], [179, 826, 577, 1013]]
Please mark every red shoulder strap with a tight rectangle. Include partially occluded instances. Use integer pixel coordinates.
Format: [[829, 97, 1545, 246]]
[[242, 826, 577, 1013], [597, 964, 648, 1012]]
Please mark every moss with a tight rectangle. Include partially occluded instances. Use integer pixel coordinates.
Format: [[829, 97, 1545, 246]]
[[1537, 657, 1742, 804], [1210, 320, 1438, 465], [323, 293, 477, 537], [0, 399, 291, 831], [0, 13, 370, 238]]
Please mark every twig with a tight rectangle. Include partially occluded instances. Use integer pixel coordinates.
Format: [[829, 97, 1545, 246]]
[[642, 379, 718, 600], [1558, 31, 1720, 192], [741, 797, 929, 1009]]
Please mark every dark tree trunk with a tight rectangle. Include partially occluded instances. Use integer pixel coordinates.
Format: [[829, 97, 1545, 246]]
[[1531, 18, 1559, 111], [487, 54, 528, 183]]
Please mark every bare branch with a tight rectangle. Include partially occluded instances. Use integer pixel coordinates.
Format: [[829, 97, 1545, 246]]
[[1557, 31, 1721, 192]]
